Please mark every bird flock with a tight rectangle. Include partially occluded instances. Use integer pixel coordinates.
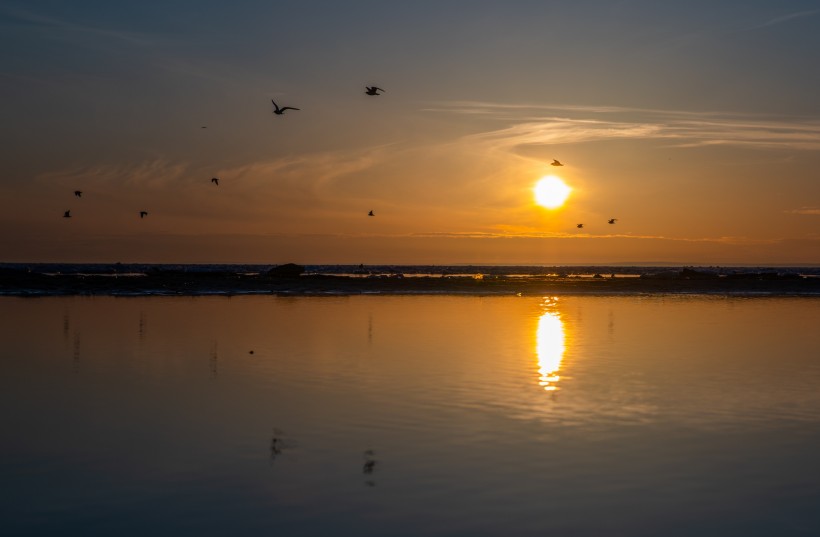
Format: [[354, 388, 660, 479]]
[[62, 85, 388, 222], [549, 157, 619, 230], [62, 84, 618, 230]]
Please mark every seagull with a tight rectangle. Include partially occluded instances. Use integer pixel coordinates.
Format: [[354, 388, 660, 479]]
[[365, 86, 385, 96], [140, 211, 148, 219], [368, 210, 374, 216], [211, 177, 219, 186], [551, 159, 563, 166], [271, 100, 299, 115], [63, 210, 71, 218], [608, 218, 617, 224], [74, 190, 82, 198], [577, 223, 584, 228]]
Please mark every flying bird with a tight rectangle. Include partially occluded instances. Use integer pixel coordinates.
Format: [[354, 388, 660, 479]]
[[365, 86, 385, 96], [140, 211, 148, 219], [368, 210, 374, 216], [576, 223, 584, 228], [63, 210, 71, 218], [211, 177, 219, 186], [551, 159, 563, 166], [74, 190, 82, 198], [271, 100, 299, 115], [608, 218, 617, 224]]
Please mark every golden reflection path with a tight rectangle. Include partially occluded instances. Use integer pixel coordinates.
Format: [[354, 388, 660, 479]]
[[536, 298, 566, 391]]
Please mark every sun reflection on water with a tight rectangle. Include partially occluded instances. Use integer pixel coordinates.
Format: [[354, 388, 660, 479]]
[[536, 298, 566, 391]]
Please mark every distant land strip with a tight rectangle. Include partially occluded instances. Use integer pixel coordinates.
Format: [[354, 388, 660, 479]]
[[1, 266, 818, 297]]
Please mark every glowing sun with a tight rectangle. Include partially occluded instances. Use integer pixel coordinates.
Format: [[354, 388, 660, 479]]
[[534, 175, 571, 209]]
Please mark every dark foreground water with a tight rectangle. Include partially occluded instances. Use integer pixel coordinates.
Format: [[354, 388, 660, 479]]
[[2, 295, 820, 536]]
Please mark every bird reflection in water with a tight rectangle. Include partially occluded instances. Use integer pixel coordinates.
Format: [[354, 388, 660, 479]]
[[209, 342, 218, 378], [363, 449, 377, 487], [270, 428, 290, 464], [138, 312, 147, 342], [270, 431, 283, 459], [72, 332, 81, 373], [63, 311, 70, 341], [536, 297, 566, 392]]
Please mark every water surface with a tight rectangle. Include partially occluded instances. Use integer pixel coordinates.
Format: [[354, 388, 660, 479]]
[[2, 296, 819, 536]]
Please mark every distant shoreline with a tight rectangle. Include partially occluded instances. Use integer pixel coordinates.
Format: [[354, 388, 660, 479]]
[[2, 267, 819, 297]]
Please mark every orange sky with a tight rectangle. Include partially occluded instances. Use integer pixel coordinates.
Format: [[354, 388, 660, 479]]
[[2, 2, 819, 264]]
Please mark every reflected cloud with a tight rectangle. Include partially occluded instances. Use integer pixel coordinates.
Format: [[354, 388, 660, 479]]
[[535, 298, 566, 392]]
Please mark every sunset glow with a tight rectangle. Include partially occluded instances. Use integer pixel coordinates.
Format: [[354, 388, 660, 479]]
[[536, 309, 566, 391], [1, 2, 819, 265], [534, 176, 571, 209], [2, 3, 820, 535]]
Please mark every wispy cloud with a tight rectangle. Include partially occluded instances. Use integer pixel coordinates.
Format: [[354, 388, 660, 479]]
[[28, 144, 397, 226], [0, 5, 159, 47], [429, 101, 820, 151], [36, 159, 189, 190], [785, 207, 820, 215], [399, 230, 780, 246], [745, 9, 820, 31], [0, 4, 242, 87]]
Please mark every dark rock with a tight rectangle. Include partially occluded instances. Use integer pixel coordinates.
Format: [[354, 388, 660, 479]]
[[266, 263, 305, 278]]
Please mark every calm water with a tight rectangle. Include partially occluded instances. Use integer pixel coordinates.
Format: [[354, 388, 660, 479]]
[[2, 295, 820, 536]]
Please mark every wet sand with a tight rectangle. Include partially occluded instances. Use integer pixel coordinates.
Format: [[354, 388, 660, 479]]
[[2, 269, 818, 296]]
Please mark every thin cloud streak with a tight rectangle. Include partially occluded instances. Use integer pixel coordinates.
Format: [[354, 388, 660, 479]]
[[318, 230, 782, 246], [785, 207, 820, 215], [424, 100, 737, 118], [25, 144, 399, 227], [36, 159, 189, 190], [432, 101, 820, 151], [0, 5, 159, 47], [745, 9, 820, 31]]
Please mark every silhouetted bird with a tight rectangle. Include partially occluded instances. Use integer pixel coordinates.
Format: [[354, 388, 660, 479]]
[[368, 210, 374, 216], [140, 211, 148, 219], [365, 86, 385, 96], [271, 100, 299, 115], [577, 223, 584, 228], [551, 159, 563, 166], [63, 210, 71, 218], [74, 190, 82, 198], [211, 177, 219, 186], [608, 218, 617, 224], [201, 126, 207, 129]]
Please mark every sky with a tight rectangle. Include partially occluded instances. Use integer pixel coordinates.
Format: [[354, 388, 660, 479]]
[[1, 0, 819, 265]]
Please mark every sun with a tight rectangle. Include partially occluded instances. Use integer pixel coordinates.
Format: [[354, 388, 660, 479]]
[[534, 175, 571, 209]]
